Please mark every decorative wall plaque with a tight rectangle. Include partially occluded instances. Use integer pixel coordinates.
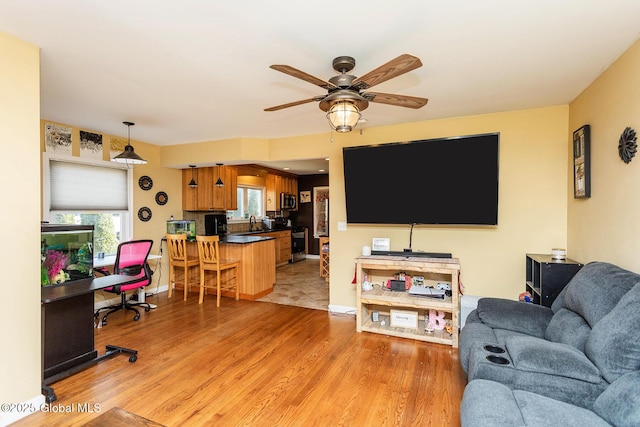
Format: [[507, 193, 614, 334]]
[[618, 127, 637, 164]]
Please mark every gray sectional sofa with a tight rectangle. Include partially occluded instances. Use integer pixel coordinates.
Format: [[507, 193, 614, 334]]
[[458, 261, 640, 426]]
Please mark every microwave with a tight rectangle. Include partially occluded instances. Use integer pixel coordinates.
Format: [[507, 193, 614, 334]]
[[280, 192, 296, 210]]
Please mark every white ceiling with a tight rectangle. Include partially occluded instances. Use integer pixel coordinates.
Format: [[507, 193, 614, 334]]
[[2, 1, 640, 173]]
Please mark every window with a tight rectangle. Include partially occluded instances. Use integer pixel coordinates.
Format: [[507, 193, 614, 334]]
[[228, 185, 265, 220], [43, 154, 132, 255]]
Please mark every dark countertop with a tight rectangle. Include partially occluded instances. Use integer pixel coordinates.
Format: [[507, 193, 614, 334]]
[[220, 234, 275, 244], [230, 227, 292, 236]]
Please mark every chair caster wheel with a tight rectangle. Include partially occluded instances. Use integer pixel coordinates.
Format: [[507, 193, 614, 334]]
[[129, 355, 137, 363], [133, 314, 140, 321], [144, 307, 151, 312], [101, 319, 107, 326]]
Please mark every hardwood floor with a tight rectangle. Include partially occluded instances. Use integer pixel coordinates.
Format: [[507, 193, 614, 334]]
[[16, 289, 467, 426]]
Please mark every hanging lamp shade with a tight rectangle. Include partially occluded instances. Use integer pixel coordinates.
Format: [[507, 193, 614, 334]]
[[215, 163, 225, 187], [188, 165, 197, 188], [112, 121, 147, 167]]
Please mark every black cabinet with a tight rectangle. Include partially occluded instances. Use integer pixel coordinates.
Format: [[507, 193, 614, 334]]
[[525, 254, 583, 307]]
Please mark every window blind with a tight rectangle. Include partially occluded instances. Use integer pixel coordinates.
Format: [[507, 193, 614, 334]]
[[50, 160, 128, 210]]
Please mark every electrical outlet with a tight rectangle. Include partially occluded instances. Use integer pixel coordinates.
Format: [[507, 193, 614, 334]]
[[337, 221, 347, 231]]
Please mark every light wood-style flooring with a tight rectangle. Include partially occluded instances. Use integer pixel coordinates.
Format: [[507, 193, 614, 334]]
[[15, 275, 467, 426]]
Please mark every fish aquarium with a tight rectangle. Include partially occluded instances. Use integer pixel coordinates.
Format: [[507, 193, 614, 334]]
[[167, 220, 196, 241], [41, 224, 94, 286]]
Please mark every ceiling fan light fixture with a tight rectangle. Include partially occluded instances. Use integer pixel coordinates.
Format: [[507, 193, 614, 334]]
[[327, 101, 361, 133], [111, 121, 147, 168]]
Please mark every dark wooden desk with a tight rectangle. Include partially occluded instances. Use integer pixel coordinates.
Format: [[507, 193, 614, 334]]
[[41, 275, 140, 403]]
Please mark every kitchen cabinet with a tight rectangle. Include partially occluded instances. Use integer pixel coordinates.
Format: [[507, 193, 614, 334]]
[[182, 166, 238, 211], [266, 173, 298, 211], [223, 166, 238, 210], [261, 230, 291, 266], [266, 174, 277, 211]]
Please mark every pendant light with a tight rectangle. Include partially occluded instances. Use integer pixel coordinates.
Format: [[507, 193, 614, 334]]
[[111, 121, 147, 167], [188, 165, 197, 188], [215, 163, 224, 187]]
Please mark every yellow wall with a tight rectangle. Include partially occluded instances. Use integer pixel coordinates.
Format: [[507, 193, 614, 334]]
[[39, 120, 181, 299], [568, 38, 640, 271], [0, 32, 42, 422], [140, 105, 572, 308], [269, 107, 571, 307]]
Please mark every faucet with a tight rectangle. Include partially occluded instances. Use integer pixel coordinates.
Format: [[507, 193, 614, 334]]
[[249, 215, 256, 231]]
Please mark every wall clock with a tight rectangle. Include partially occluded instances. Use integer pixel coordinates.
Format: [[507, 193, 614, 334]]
[[138, 175, 153, 190], [137, 207, 152, 222], [155, 191, 168, 205], [618, 127, 637, 164]]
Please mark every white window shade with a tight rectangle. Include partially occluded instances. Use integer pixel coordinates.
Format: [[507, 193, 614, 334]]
[[50, 160, 128, 210]]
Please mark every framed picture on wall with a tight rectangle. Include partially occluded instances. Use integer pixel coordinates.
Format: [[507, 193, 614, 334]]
[[573, 125, 591, 198], [299, 190, 311, 203]]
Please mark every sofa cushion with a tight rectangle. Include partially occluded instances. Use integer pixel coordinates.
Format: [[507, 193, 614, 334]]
[[506, 336, 602, 383], [461, 379, 611, 427], [563, 262, 640, 327], [544, 308, 591, 352], [586, 283, 640, 383], [476, 298, 553, 338], [593, 371, 640, 427], [460, 379, 526, 426]]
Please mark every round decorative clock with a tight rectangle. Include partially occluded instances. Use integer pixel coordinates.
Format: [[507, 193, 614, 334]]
[[138, 175, 153, 190], [155, 191, 168, 205], [618, 127, 637, 164], [137, 207, 152, 222]]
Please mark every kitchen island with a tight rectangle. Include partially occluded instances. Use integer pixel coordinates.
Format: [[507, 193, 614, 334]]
[[176, 234, 276, 301]]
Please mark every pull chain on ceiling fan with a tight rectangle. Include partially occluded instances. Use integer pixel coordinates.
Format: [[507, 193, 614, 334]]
[[265, 54, 428, 133]]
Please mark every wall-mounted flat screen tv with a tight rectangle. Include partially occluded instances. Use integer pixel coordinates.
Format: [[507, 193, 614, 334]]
[[343, 133, 499, 225]]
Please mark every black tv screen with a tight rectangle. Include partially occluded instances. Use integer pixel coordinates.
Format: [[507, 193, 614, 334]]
[[343, 133, 499, 225]]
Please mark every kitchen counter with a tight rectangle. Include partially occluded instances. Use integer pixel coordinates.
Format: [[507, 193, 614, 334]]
[[178, 237, 276, 301], [232, 229, 292, 267]]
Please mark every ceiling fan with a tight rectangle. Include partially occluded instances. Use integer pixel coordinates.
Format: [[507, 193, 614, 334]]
[[264, 54, 428, 132]]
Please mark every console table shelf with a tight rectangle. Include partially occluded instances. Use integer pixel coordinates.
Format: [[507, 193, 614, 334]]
[[525, 254, 583, 307], [356, 255, 460, 347]]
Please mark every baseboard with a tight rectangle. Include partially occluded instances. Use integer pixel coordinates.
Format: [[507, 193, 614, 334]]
[[328, 304, 356, 315], [0, 393, 45, 426]]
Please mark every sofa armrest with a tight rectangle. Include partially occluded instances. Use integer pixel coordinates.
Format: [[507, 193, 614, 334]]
[[506, 336, 602, 383], [477, 298, 554, 337]]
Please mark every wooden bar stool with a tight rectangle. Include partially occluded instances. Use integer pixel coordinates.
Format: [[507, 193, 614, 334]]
[[165, 234, 200, 301], [195, 235, 241, 306]]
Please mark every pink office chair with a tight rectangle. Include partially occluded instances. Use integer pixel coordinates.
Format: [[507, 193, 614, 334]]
[[94, 239, 154, 326]]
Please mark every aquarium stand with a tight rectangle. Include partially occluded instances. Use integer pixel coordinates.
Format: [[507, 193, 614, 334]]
[[42, 275, 143, 403]]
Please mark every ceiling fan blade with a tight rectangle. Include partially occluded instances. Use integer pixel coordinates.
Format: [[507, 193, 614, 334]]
[[352, 54, 423, 90], [264, 97, 323, 112], [270, 65, 337, 90], [364, 92, 428, 109]]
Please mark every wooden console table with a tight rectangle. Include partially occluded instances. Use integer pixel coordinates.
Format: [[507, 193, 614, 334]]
[[356, 255, 461, 347], [41, 275, 140, 402]]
